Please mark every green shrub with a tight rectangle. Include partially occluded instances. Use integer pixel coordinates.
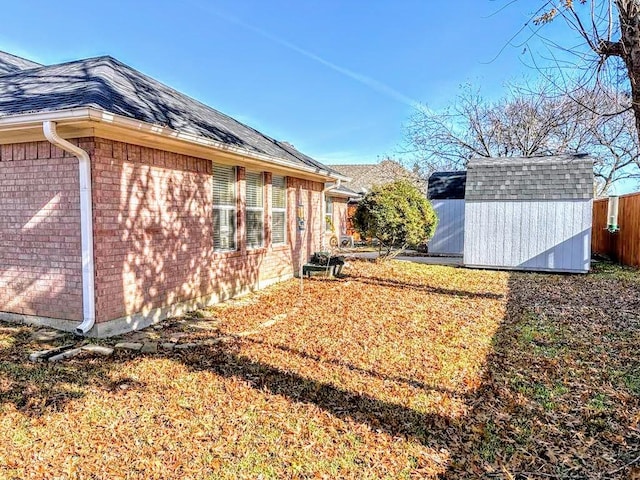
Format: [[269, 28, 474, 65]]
[[352, 180, 438, 259]]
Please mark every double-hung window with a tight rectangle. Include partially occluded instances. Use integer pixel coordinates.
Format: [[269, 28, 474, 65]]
[[246, 171, 264, 248], [213, 164, 237, 251], [271, 175, 287, 245]]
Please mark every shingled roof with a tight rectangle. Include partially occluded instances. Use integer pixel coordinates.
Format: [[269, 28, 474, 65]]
[[465, 154, 594, 201], [427, 171, 467, 199], [330, 160, 421, 194], [0, 51, 42, 76], [0, 53, 342, 178], [325, 183, 361, 199]]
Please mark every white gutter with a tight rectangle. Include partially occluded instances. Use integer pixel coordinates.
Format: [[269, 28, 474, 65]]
[[42, 121, 95, 335], [0, 108, 350, 183], [323, 179, 342, 196]]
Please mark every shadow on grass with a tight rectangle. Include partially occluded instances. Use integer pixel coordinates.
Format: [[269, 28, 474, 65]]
[[0, 327, 147, 416], [242, 336, 467, 397], [1, 267, 639, 477], [347, 274, 505, 300], [188, 349, 449, 447], [0, 329, 447, 449]]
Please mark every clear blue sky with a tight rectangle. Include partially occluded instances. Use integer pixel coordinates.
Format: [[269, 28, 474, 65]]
[[1, 1, 636, 193]]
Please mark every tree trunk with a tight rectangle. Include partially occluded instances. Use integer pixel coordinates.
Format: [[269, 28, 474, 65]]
[[617, 1, 640, 141]]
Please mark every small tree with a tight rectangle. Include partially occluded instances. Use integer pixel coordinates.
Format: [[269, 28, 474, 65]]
[[353, 180, 438, 259]]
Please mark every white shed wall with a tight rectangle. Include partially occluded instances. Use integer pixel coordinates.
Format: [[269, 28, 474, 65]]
[[464, 199, 592, 273], [429, 199, 465, 255]]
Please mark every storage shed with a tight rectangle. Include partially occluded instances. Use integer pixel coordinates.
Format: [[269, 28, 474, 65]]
[[463, 154, 594, 273], [427, 171, 466, 255]]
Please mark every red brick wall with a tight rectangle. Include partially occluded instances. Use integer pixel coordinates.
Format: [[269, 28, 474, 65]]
[[92, 138, 323, 323], [288, 177, 322, 264], [0, 141, 83, 321], [332, 198, 349, 237]]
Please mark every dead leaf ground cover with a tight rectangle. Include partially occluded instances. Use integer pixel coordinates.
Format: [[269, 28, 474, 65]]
[[0, 259, 638, 479]]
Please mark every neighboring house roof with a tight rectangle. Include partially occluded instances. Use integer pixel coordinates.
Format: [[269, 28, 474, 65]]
[[0, 51, 42, 75], [325, 183, 360, 199], [465, 154, 594, 201], [0, 52, 344, 179], [330, 160, 420, 194], [427, 171, 467, 200]]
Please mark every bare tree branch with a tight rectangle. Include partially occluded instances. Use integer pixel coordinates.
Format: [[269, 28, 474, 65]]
[[401, 81, 640, 195]]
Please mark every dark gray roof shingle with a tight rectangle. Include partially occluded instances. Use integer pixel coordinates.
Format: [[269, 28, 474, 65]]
[[427, 171, 467, 199], [465, 154, 594, 201], [0, 54, 341, 177], [0, 51, 42, 76]]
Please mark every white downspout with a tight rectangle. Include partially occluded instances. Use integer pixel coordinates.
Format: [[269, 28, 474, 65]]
[[43, 121, 95, 335], [321, 179, 341, 251]]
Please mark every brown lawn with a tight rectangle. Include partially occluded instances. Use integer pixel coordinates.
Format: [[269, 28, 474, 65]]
[[0, 259, 638, 479]]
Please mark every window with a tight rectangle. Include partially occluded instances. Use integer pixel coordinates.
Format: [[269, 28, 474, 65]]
[[246, 171, 264, 248], [325, 196, 334, 232], [271, 175, 287, 245], [213, 164, 236, 251]]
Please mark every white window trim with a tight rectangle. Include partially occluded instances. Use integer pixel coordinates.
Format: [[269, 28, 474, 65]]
[[246, 171, 265, 249], [325, 196, 334, 232], [271, 175, 287, 246], [213, 164, 237, 252]]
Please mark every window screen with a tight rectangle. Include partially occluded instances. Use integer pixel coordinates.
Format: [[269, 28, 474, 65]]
[[213, 164, 236, 251], [272, 175, 287, 245], [246, 171, 264, 248]]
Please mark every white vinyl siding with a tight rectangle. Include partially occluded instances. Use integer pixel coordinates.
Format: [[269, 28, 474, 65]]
[[246, 171, 264, 249], [463, 199, 592, 273], [271, 175, 287, 245], [429, 199, 465, 255], [325, 196, 333, 232], [213, 164, 237, 251]]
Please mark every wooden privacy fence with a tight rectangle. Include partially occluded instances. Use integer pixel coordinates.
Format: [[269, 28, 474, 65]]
[[592, 192, 640, 268]]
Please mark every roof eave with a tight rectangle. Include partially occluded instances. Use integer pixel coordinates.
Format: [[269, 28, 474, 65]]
[[0, 108, 345, 181], [329, 173, 352, 183], [327, 189, 355, 199]]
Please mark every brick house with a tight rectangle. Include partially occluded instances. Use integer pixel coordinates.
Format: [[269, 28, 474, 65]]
[[0, 51, 349, 337]]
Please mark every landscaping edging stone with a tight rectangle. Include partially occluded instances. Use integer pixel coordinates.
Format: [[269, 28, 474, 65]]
[[140, 342, 158, 353], [48, 347, 83, 363], [115, 342, 143, 351], [26, 310, 291, 362], [81, 345, 114, 356], [29, 344, 76, 362]]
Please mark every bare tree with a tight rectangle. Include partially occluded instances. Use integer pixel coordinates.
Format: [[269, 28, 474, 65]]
[[402, 83, 639, 195], [588, 97, 640, 192], [532, 1, 640, 138], [402, 83, 584, 171]]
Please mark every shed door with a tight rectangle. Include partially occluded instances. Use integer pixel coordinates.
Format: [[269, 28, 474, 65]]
[[428, 199, 465, 255]]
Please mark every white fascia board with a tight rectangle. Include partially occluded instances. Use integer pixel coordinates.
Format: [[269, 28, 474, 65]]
[[0, 108, 347, 182], [326, 189, 354, 199], [0, 108, 94, 127]]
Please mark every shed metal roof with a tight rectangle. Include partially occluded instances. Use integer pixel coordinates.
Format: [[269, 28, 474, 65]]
[[465, 154, 594, 201], [427, 171, 467, 199]]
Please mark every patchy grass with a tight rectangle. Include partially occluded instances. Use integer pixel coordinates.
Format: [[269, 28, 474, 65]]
[[591, 260, 640, 284], [0, 260, 638, 478]]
